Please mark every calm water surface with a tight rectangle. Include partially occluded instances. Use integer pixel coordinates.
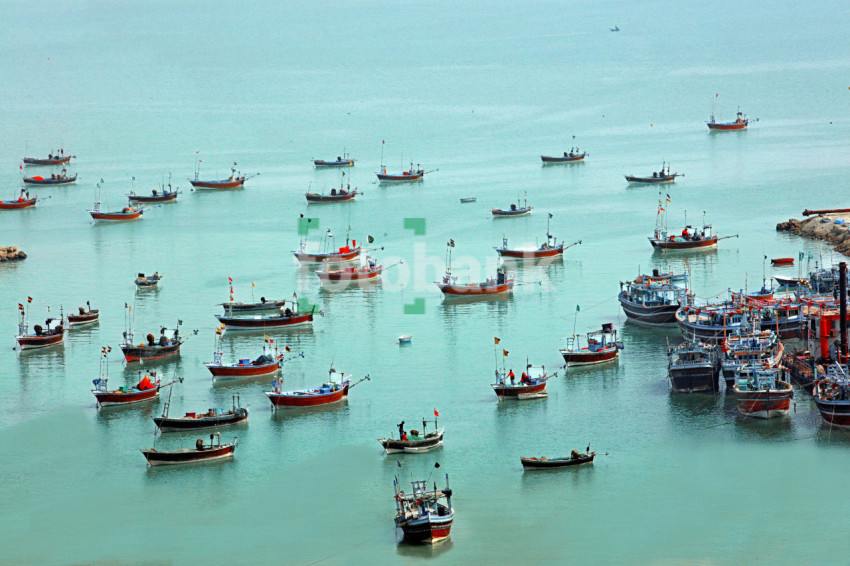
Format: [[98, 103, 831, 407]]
[[2, 1, 850, 564]]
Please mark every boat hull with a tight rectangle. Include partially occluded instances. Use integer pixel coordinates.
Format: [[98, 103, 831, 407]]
[[293, 248, 361, 263], [190, 178, 245, 189], [496, 247, 563, 259], [492, 208, 532, 217], [266, 384, 349, 407], [23, 175, 76, 185], [215, 312, 313, 330], [17, 333, 64, 350], [541, 154, 586, 163], [492, 382, 547, 399], [436, 281, 513, 296], [128, 193, 177, 203], [305, 192, 356, 202], [618, 293, 679, 325], [561, 348, 618, 366], [67, 311, 99, 326], [316, 268, 381, 281], [649, 237, 718, 250], [669, 365, 720, 393], [625, 175, 676, 184], [94, 388, 159, 406], [23, 156, 72, 165], [153, 412, 247, 432], [397, 514, 453, 544], [222, 300, 287, 313], [142, 443, 236, 466], [205, 360, 281, 377], [734, 388, 792, 419], [121, 342, 181, 363], [377, 173, 423, 181], [0, 198, 37, 209], [521, 454, 595, 468], [90, 210, 143, 221], [707, 122, 747, 131], [314, 160, 354, 167], [814, 398, 850, 428], [379, 432, 444, 454]]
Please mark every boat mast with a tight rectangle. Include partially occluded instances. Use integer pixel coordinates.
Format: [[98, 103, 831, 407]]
[[194, 150, 200, 181]]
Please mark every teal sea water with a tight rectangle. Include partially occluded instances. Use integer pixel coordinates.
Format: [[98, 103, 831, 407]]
[[3, 1, 850, 563]]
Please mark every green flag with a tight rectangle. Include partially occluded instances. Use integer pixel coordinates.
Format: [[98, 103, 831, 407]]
[[576, 305, 580, 312]]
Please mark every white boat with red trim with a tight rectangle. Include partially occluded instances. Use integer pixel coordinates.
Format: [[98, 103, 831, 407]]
[[393, 470, 454, 544]]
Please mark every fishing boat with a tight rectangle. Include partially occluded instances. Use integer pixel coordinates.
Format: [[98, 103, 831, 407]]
[[436, 241, 513, 296], [205, 332, 294, 380], [491, 362, 551, 400], [393, 471, 454, 544], [22, 150, 74, 166], [619, 277, 686, 326], [92, 370, 181, 407], [398, 335, 412, 344], [540, 149, 587, 163], [316, 256, 389, 283], [721, 330, 784, 387], [379, 414, 444, 453], [771, 257, 794, 266], [632, 268, 688, 284], [560, 323, 623, 366], [459, 197, 476, 203], [813, 363, 850, 427], [221, 299, 287, 314], [15, 302, 64, 350], [292, 225, 362, 263], [135, 272, 163, 287], [154, 393, 248, 432], [189, 155, 256, 189], [707, 101, 749, 131], [314, 153, 355, 167], [649, 193, 735, 250], [676, 303, 749, 343], [732, 364, 792, 419], [774, 275, 807, 288], [23, 168, 76, 185], [128, 178, 178, 203], [521, 448, 595, 469], [625, 162, 681, 184], [142, 432, 237, 466], [667, 339, 720, 393], [731, 286, 774, 302], [495, 214, 580, 259], [67, 301, 99, 326], [120, 305, 184, 362], [265, 366, 370, 409], [89, 201, 143, 221], [492, 194, 532, 218], [216, 297, 315, 331], [0, 189, 37, 209], [305, 186, 358, 202]]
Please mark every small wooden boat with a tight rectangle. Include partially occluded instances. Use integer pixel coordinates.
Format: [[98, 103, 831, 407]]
[[0, 189, 37, 209], [492, 195, 532, 218], [436, 267, 513, 296], [774, 275, 807, 287], [128, 182, 178, 203], [560, 323, 623, 366], [495, 214, 580, 259], [135, 272, 163, 287], [379, 416, 443, 453], [491, 363, 551, 400], [23, 169, 76, 185], [142, 432, 237, 466], [521, 449, 595, 469], [733, 365, 792, 419], [15, 303, 64, 350], [89, 202, 143, 221], [625, 162, 681, 184], [376, 162, 429, 182], [67, 301, 99, 326], [265, 366, 370, 409], [23, 153, 74, 166], [215, 301, 314, 331], [305, 186, 357, 202], [314, 153, 354, 167], [649, 197, 735, 250], [394, 473, 454, 544], [771, 257, 794, 266], [540, 150, 587, 163], [220, 298, 287, 313], [205, 333, 295, 380], [92, 372, 181, 407], [189, 157, 256, 189], [292, 227, 361, 263], [459, 197, 476, 203], [121, 325, 183, 363], [154, 394, 248, 432], [398, 335, 412, 344], [315, 257, 384, 282], [707, 104, 749, 131]]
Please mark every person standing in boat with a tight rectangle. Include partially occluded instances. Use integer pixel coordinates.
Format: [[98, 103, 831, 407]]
[[508, 369, 515, 384], [398, 421, 405, 439]]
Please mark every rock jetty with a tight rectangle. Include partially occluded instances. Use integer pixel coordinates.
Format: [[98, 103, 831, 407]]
[[0, 246, 27, 262], [777, 214, 850, 256]]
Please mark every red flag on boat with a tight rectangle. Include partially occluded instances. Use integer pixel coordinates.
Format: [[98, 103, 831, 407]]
[[434, 408, 439, 417], [27, 297, 32, 303], [494, 337, 500, 344], [503, 349, 509, 357], [228, 276, 232, 283]]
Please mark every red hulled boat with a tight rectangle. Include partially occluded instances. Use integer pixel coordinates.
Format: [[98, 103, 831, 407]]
[[394, 473, 454, 544], [316, 256, 394, 284], [189, 158, 255, 189], [495, 214, 580, 259], [436, 241, 513, 296], [707, 99, 749, 131], [89, 201, 143, 221], [67, 301, 99, 326], [771, 258, 794, 266], [92, 370, 181, 407], [491, 342, 552, 399], [649, 192, 735, 250], [732, 364, 792, 419], [22, 150, 73, 166], [205, 331, 301, 380], [292, 226, 361, 263], [265, 366, 370, 409], [15, 302, 64, 350], [560, 323, 623, 366], [0, 189, 37, 209], [120, 308, 184, 362]]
